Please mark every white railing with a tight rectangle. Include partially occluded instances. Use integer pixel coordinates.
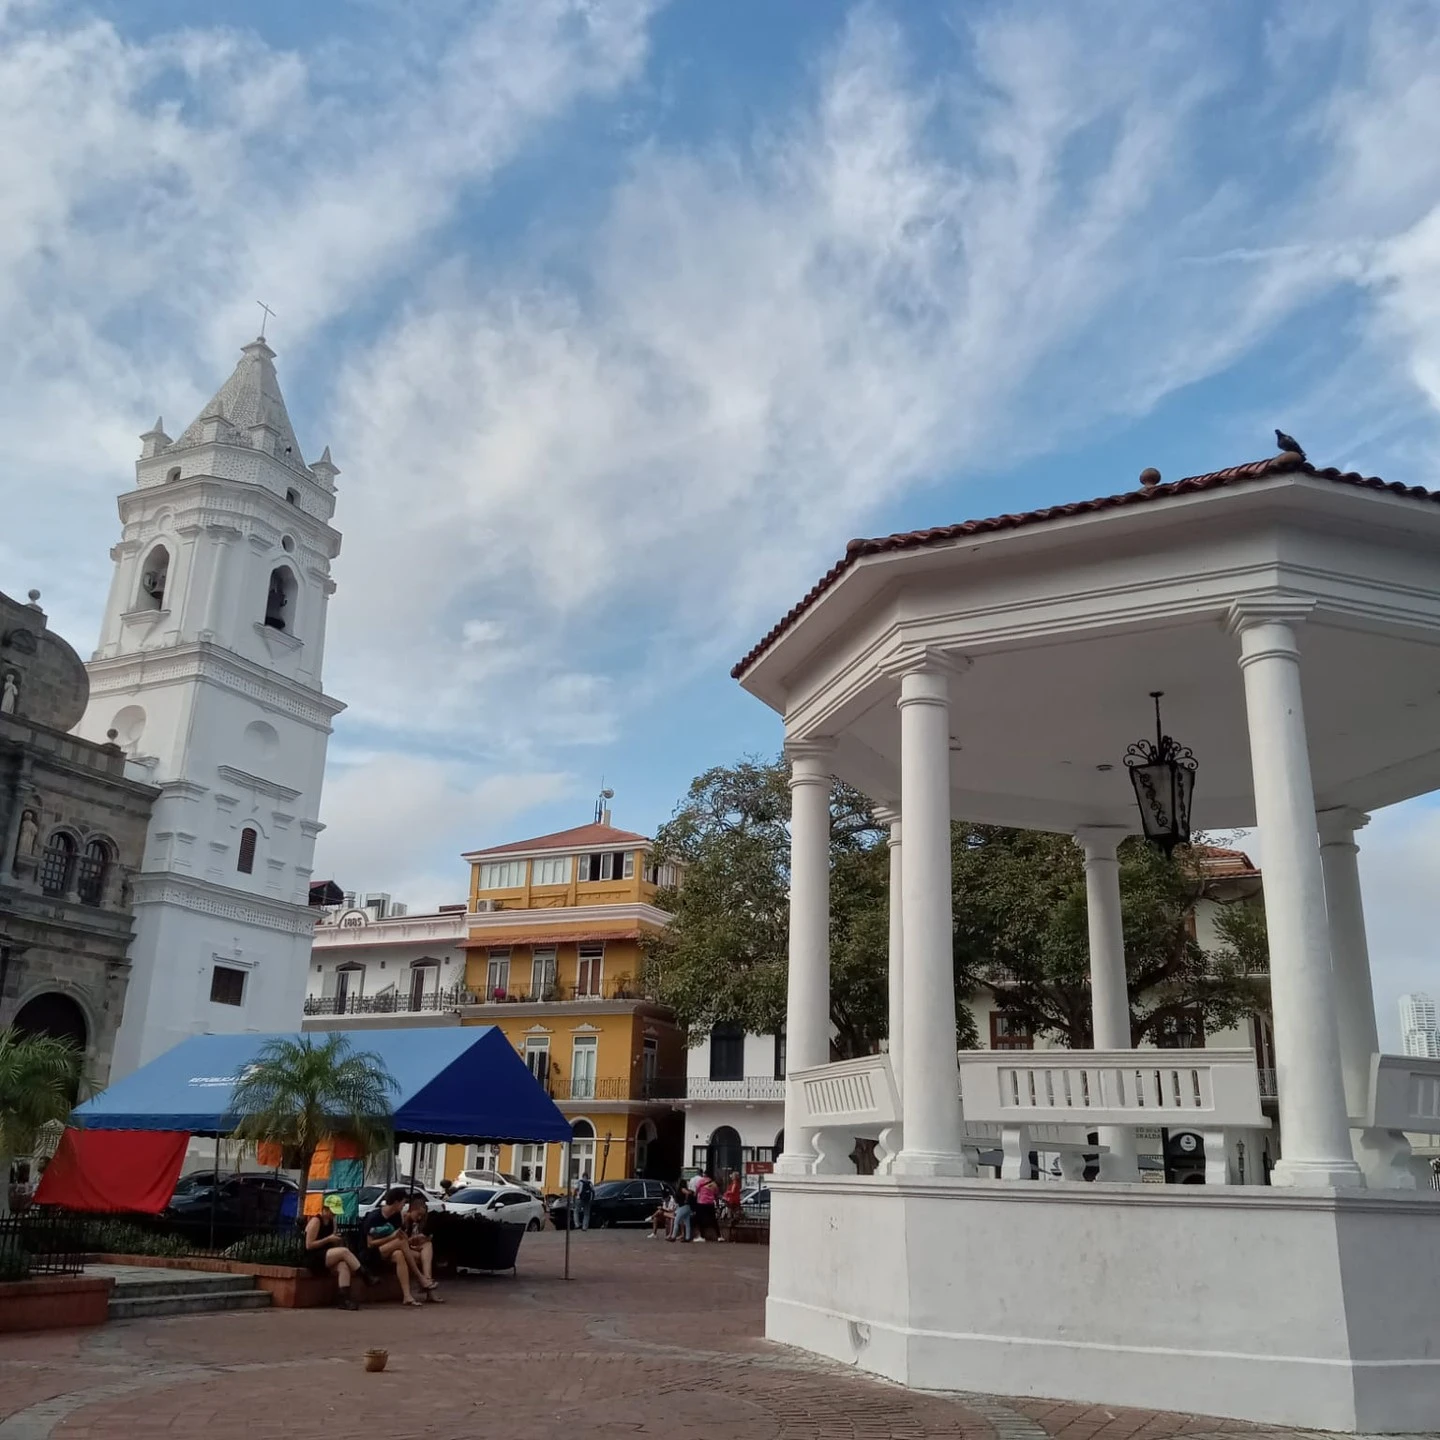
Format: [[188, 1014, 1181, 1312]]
[[790, 1055, 901, 1173], [685, 1076, 787, 1103], [959, 1048, 1268, 1184], [1355, 1053, 1440, 1189]]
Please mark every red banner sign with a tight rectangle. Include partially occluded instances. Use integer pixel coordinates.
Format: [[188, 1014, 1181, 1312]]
[[745, 1161, 774, 1175]]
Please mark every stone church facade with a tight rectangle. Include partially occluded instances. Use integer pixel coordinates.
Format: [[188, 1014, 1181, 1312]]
[[0, 588, 157, 1086]]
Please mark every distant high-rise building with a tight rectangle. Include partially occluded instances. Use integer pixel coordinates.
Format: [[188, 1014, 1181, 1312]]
[[1399, 993, 1440, 1058]]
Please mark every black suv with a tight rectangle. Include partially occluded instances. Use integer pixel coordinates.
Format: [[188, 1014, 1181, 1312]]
[[549, 1178, 672, 1228]]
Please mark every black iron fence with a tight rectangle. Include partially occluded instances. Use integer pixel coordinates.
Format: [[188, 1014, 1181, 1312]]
[[0, 1211, 89, 1279]]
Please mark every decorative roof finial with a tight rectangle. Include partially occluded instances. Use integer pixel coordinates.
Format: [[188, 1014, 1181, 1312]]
[[1139, 467, 1162, 489], [257, 300, 276, 340]]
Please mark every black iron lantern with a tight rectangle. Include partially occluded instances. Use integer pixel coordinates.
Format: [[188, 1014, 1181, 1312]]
[[1124, 691, 1197, 856]]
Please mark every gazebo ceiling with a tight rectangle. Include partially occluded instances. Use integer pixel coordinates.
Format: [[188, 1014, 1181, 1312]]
[[739, 455, 1440, 834]]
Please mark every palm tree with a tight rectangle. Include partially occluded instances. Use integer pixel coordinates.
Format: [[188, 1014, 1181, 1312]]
[[229, 1034, 398, 1217], [0, 1029, 81, 1217]]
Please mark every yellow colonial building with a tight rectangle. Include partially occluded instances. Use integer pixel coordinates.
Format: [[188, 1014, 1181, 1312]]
[[303, 818, 686, 1196]]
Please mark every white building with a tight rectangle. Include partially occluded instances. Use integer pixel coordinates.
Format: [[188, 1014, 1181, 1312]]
[[307, 901, 469, 1018], [74, 337, 344, 1076], [1399, 992, 1440, 1058], [681, 1027, 786, 1178]]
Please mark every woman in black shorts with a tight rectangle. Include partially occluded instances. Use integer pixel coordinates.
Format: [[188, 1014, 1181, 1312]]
[[304, 1194, 362, 1308]]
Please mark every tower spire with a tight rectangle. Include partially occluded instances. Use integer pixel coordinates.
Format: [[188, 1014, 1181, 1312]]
[[173, 337, 305, 469]]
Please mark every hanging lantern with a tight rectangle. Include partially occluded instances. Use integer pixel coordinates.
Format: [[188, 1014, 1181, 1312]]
[[1124, 691, 1197, 856]]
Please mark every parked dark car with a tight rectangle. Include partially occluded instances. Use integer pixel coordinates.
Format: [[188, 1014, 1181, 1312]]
[[165, 1173, 299, 1241], [548, 1178, 672, 1229]]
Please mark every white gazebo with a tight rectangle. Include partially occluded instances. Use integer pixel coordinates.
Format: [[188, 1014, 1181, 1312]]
[[733, 450, 1440, 1435]]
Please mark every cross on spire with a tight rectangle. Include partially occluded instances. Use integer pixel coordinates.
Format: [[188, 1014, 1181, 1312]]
[[256, 300, 277, 339]]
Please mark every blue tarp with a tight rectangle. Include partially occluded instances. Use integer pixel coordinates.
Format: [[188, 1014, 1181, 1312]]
[[71, 1027, 573, 1142]]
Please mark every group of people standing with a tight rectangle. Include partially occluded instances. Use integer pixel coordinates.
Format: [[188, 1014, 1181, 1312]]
[[302, 1187, 442, 1308], [650, 1170, 743, 1243]]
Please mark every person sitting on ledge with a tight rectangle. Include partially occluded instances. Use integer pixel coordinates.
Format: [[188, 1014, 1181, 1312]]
[[305, 1193, 362, 1309], [360, 1187, 433, 1306], [402, 1193, 442, 1302]]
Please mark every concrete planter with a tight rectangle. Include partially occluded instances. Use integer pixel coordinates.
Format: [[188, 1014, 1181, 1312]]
[[0, 1276, 114, 1333]]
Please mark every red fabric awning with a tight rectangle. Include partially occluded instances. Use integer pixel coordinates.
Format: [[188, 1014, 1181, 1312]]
[[35, 1128, 188, 1214]]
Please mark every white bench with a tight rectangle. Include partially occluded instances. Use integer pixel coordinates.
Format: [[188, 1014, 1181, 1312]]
[[958, 1048, 1269, 1184], [1352, 1053, 1438, 1189]]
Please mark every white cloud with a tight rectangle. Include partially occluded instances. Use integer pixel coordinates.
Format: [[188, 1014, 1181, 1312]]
[[311, 753, 572, 909]]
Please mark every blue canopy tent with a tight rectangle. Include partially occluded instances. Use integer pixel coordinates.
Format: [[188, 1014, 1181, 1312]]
[[72, 1026, 572, 1142]]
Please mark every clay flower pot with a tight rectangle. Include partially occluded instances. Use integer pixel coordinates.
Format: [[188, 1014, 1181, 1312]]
[[364, 1348, 389, 1373]]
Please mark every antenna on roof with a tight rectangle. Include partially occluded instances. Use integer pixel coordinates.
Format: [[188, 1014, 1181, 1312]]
[[594, 783, 615, 826]]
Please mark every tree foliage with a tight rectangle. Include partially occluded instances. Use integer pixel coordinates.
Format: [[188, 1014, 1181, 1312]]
[[230, 1033, 397, 1214], [952, 825, 1269, 1047], [642, 758, 979, 1058], [0, 1028, 81, 1216]]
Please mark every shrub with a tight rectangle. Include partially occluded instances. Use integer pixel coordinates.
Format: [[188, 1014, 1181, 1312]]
[[222, 1231, 304, 1266]]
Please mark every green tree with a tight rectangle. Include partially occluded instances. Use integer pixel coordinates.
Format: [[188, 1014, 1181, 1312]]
[[952, 824, 1268, 1047], [642, 758, 979, 1057], [0, 1029, 81, 1217], [229, 1034, 397, 1214]]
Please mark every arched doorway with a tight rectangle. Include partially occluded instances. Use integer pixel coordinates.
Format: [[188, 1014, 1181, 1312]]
[[634, 1119, 658, 1178], [12, 993, 88, 1102], [570, 1119, 596, 1181], [13, 992, 87, 1051], [708, 1125, 743, 1183]]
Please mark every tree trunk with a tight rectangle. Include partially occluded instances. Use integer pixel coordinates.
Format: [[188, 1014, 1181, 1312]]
[[0, 1146, 11, 1218], [295, 1148, 315, 1225]]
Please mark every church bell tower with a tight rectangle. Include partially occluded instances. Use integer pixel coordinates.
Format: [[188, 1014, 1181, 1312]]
[[75, 337, 345, 1076]]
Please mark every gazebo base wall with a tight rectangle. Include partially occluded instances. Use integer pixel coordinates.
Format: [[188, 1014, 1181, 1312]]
[[765, 1175, 1440, 1434]]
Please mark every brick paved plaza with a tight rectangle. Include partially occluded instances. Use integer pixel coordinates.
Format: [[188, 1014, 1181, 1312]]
[[0, 1232, 1390, 1440]]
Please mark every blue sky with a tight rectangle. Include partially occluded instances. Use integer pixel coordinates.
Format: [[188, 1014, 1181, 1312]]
[[5, 0, 1440, 1043]]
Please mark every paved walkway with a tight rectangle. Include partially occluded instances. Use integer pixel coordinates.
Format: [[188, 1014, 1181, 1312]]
[[0, 1232, 1382, 1439]]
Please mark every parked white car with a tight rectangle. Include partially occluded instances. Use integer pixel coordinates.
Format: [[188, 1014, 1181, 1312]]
[[444, 1183, 546, 1229], [454, 1169, 542, 1198]]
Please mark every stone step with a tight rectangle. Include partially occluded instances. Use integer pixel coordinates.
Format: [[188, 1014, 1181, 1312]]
[[110, 1272, 258, 1301], [108, 1288, 272, 1321]]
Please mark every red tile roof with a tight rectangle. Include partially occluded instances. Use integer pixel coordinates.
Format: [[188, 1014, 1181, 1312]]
[[1194, 845, 1260, 880], [732, 453, 1422, 679], [466, 822, 650, 858]]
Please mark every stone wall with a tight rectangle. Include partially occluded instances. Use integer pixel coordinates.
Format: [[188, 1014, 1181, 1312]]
[[1, 587, 157, 1088]]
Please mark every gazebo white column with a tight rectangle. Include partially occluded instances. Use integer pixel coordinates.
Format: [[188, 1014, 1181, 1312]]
[[893, 658, 969, 1175], [1230, 602, 1363, 1188], [1316, 806, 1411, 1184], [873, 805, 903, 1098], [1074, 825, 1138, 1180], [777, 739, 834, 1175]]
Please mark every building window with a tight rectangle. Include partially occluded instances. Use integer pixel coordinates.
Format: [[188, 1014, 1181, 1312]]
[[576, 944, 604, 997], [990, 1013, 1034, 1051], [774, 1025, 787, 1081], [478, 860, 525, 890], [210, 965, 246, 1006], [515, 1143, 546, 1188], [237, 826, 258, 874], [285, 488, 299, 505], [39, 833, 76, 897], [166, 466, 182, 483], [569, 1118, 596, 1180], [642, 1037, 659, 1095], [75, 839, 111, 906], [623, 851, 635, 879], [532, 855, 572, 886], [524, 1037, 550, 1086], [467, 1143, 501, 1172], [486, 949, 511, 999], [581, 851, 629, 883], [334, 965, 362, 1010], [570, 1036, 598, 1099], [264, 565, 297, 631], [408, 963, 437, 1010], [710, 1023, 745, 1081], [644, 860, 679, 888], [531, 948, 557, 998], [138, 545, 169, 610]]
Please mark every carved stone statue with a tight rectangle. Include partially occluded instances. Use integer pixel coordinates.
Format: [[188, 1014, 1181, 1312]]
[[0, 669, 18, 714], [16, 809, 38, 861]]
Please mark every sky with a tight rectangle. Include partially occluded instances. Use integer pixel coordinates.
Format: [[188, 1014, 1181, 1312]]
[[5, 0, 1440, 1046]]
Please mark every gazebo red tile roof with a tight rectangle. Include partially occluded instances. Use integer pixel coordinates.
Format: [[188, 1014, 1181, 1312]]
[[732, 453, 1419, 679]]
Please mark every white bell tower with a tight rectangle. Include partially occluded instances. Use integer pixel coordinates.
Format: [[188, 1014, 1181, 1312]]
[[75, 337, 345, 1076]]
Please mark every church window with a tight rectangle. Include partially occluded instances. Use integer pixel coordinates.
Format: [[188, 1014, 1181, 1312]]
[[264, 566, 296, 632], [138, 545, 169, 610], [237, 826, 258, 874], [76, 839, 112, 907], [39, 832, 76, 896], [166, 466, 181, 483], [285, 489, 299, 505], [210, 965, 246, 1006], [281, 535, 295, 553]]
